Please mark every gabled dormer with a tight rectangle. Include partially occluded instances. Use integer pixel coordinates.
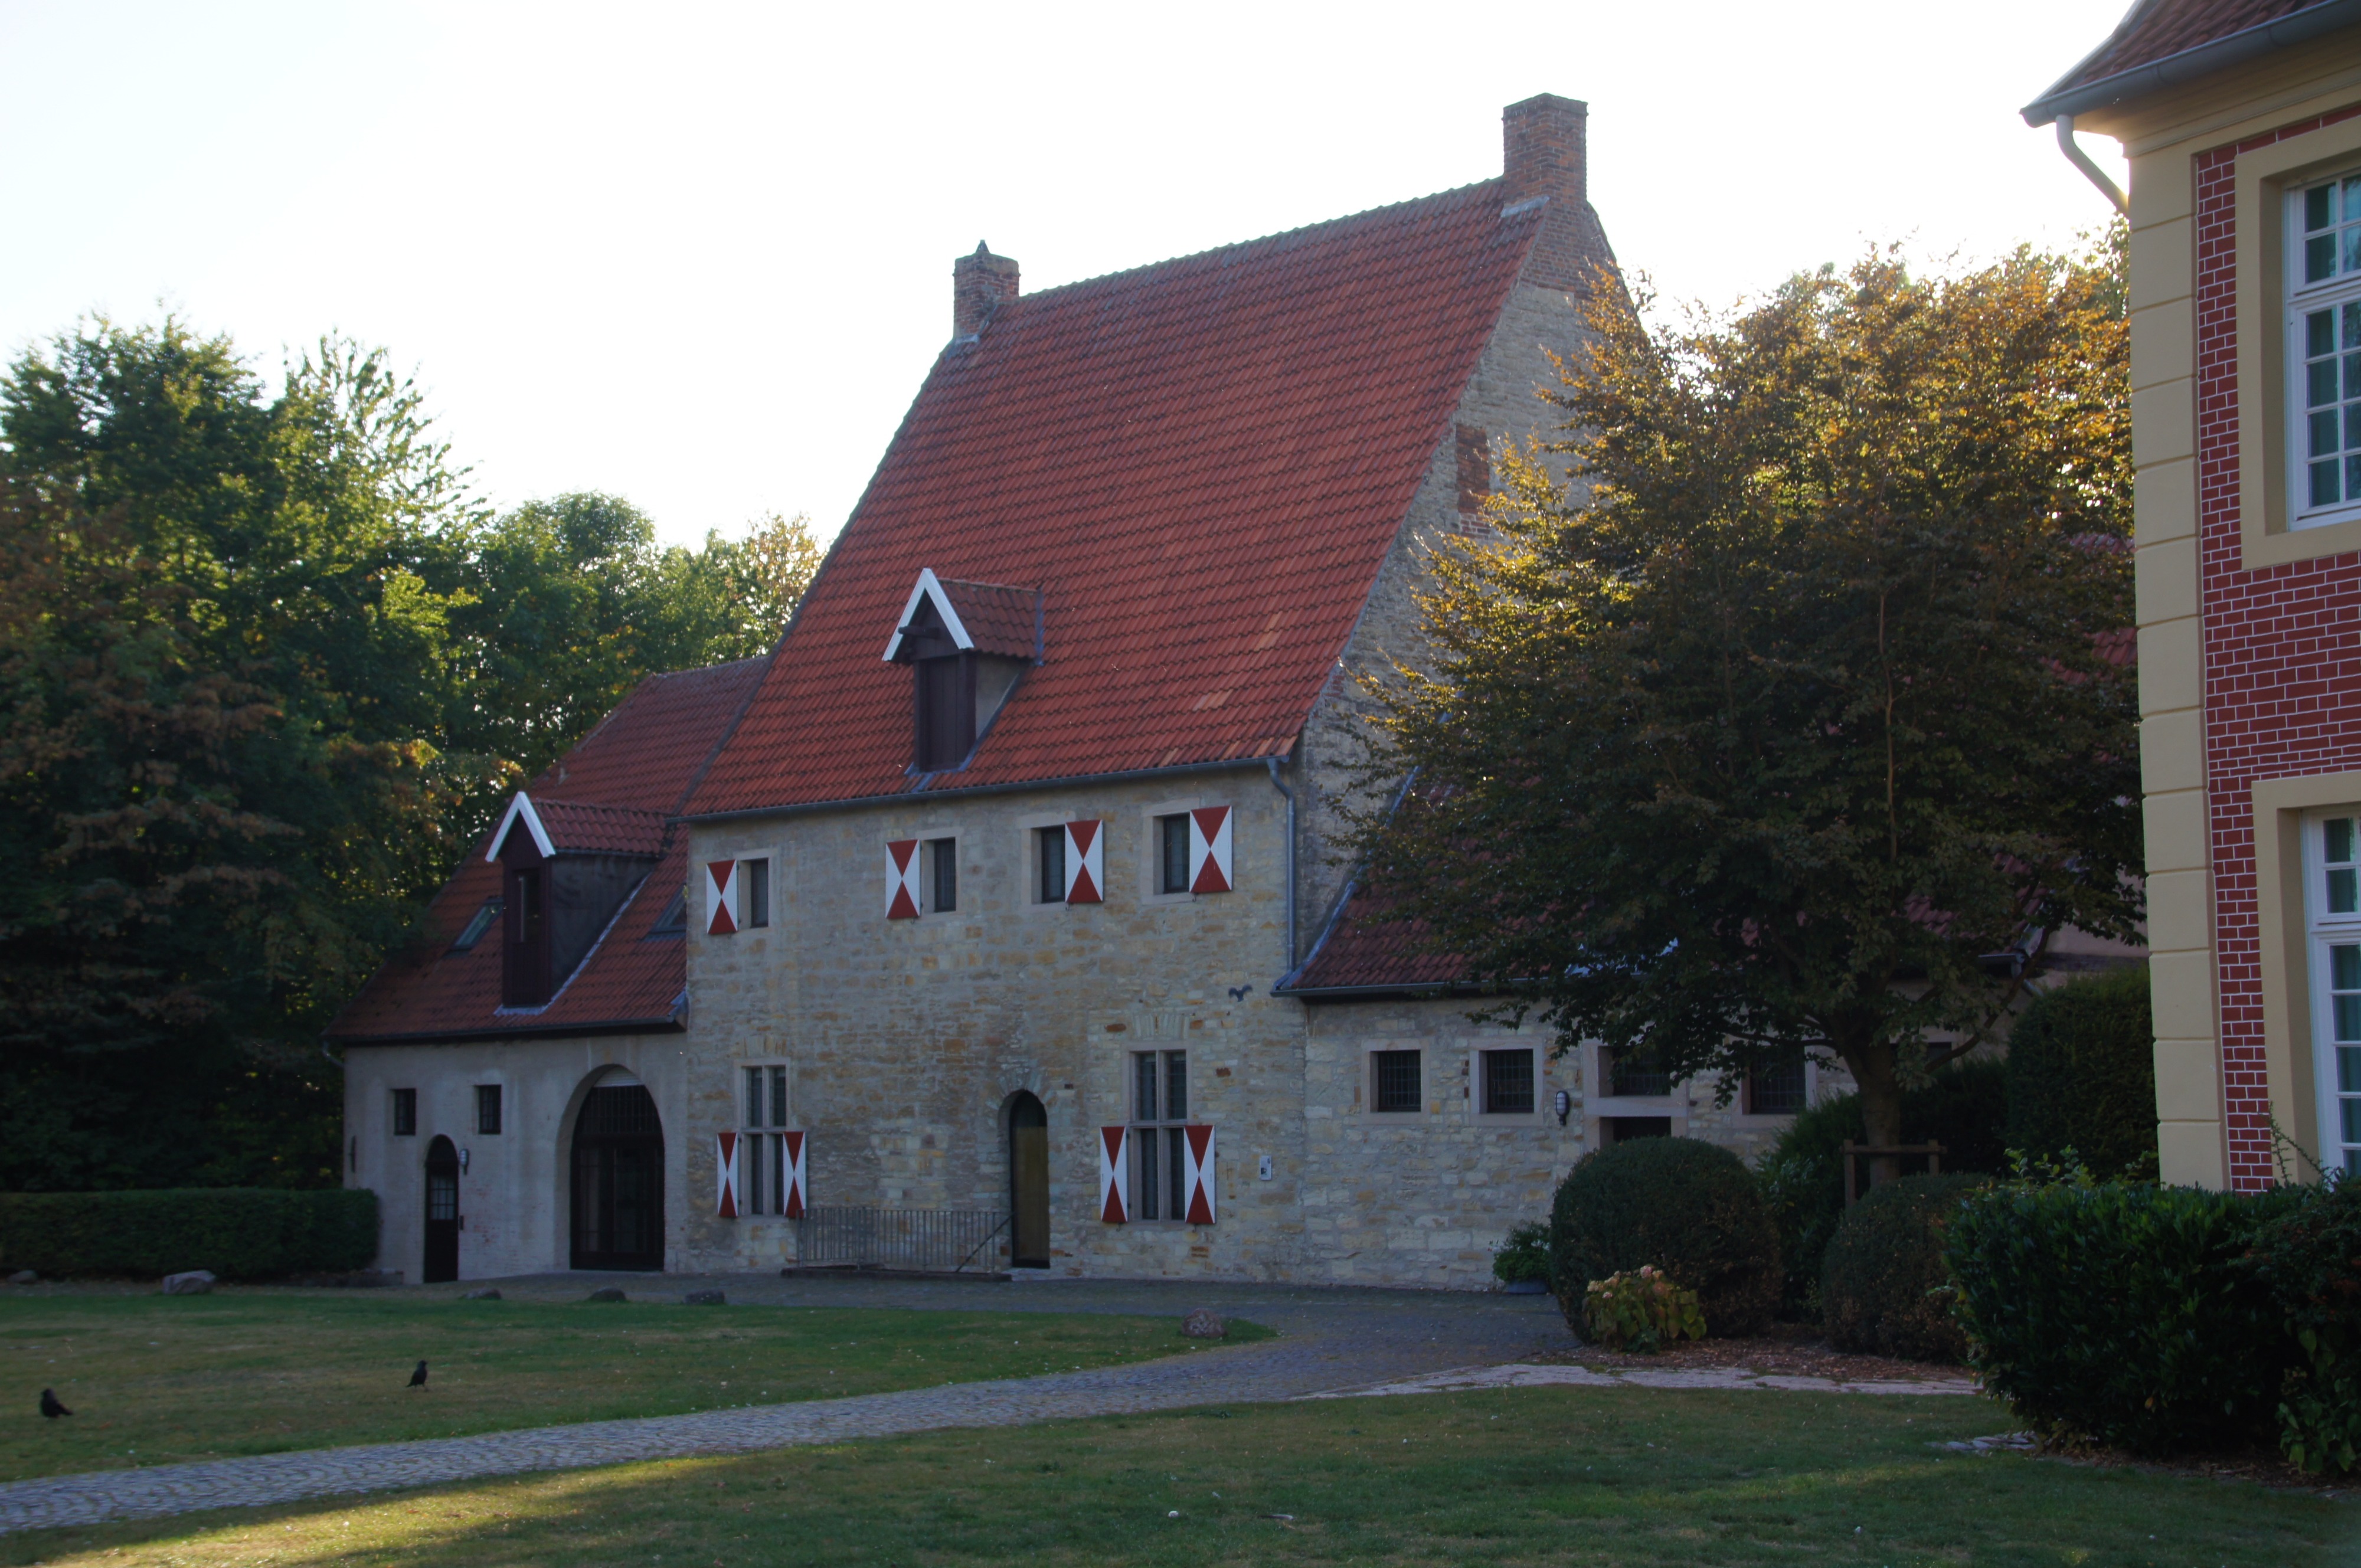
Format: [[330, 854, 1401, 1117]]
[[882, 569, 1042, 772], [485, 792, 667, 1008]]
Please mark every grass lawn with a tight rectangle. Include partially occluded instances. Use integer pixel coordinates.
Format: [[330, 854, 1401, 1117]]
[[1, 1386, 2346, 1567], [0, 1288, 1260, 1481]]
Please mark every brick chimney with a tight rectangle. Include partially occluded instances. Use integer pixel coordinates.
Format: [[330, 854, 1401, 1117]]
[[1502, 94, 1610, 293], [953, 242, 1020, 342]]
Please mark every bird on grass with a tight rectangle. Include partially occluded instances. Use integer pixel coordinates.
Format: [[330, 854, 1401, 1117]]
[[39, 1388, 70, 1419], [407, 1360, 429, 1390]]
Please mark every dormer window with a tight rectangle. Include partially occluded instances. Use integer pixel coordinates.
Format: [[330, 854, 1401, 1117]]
[[882, 568, 1042, 775], [484, 790, 667, 1009]]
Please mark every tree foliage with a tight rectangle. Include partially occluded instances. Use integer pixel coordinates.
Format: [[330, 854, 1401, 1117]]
[[0, 316, 815, 1189], [1351, 241, 2138, 1163]]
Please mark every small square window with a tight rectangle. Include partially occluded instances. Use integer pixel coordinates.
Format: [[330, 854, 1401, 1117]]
[[475, 1084, 503, 1135], [1372, 1050, 1422, 1114], [1157, 814, 1191, 895], [1745, 1059, 1807, 1116], [1038, 826, 1067, 904], [924, 837, 957, 913], [392, 1088, 417, 1137], [1482, 1049, 1534, 1115], [745, 858, 771, 928]]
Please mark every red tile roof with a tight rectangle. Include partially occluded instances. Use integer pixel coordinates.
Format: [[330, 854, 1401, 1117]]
[[1280, 879, 1469, 996], [689, 182, 1548, 815], [2033, 0, 2337, 111], [935, 580, 1043, 661], [328, 659, 765, 1044]]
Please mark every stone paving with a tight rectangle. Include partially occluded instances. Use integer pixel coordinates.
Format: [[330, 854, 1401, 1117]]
[[0, 1271, 1965, 1537]]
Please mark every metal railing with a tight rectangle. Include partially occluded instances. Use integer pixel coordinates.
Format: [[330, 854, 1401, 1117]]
[[794, 1206, 1011, 1274]]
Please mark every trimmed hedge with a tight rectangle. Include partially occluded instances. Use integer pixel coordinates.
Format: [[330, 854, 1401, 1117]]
[[2248, 1179, 2361, 1474], [1947, 1179, 2301, 1454], [1758, 1059, 2007, 1317], [1551, 1137, 1781, 1338], [1821, 1172, 1985, 1362], [0, 1189, 379, 1281], [2004, 965, 2157, 1180]]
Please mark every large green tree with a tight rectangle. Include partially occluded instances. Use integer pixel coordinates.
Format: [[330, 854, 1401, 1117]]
[[0, 318, 817, 1189], [1352, 244, 2140, 1170]]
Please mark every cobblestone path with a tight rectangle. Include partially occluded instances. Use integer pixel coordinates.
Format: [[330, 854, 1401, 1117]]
[[0, 1274, 1960, 1536]]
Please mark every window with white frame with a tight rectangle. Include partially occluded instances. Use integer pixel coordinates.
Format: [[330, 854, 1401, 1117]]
[[741, 1065, 790, 1214], [1130, 1050, 1189, 1219], [2307, 813, 2361, 1176], [2288, 172, 2361, 529]]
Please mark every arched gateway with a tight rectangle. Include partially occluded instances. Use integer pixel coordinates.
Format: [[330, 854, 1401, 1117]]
[[571, 1078, 665, 1271]]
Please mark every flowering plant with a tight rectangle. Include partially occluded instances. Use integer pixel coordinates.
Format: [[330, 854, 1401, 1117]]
[[1582, 1265, 1706, 1352]]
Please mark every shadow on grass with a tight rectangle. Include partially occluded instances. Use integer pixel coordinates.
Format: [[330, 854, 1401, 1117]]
[[2, 1385, 2346, 1568]]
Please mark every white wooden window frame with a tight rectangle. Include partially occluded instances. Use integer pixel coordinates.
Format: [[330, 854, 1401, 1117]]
[[2303, 811, 2361, 1177], [739, 1060, 793, 1216], [2285, 172, 2361, 532]]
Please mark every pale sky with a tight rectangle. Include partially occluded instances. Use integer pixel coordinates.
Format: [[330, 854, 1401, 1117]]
[[0, 0, 2134, 549]]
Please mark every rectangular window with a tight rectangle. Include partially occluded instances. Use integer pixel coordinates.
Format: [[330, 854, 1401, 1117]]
[[2288, 175, 2361, 528], [742, 1065, 789, 1215], [475, 1085, 502, 1135], [1372, 1050, 1423, 1114], [1482, 1048, 1535, 1115], [1038, 826, 1067, 904], [1745, 1059, 1807, 1115], [2310, 814, 2361, 1174], [745, 858, 770, 928], [924, 837, 957, 914], [1130, 1050, 1189, 1220], [392, 1088, 417, 1137], [1603, 1045, 1671, 1098], [1157, 814, 1191, 895]]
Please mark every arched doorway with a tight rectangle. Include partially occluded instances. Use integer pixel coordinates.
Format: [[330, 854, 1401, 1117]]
[[423, 1136, 460, 1284], [1007, 1092, 1049, 1269], [571, 1078, 665, 1271]]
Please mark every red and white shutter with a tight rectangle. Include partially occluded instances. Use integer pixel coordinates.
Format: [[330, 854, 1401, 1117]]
[[714, 1131, 741, 1218], [706, 859, 738, 935], [1182, 1124, 1216, 1225], [781, 1130, 807, 1220], [1064, 820, 1104, 904], [1188, 807, 1233, 894], [1098, 1125, 1130, 1223], [885, 839, 921, 919]]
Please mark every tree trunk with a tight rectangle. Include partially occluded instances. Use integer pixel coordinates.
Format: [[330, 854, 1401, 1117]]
[[1843, 1041, 1906, 1193]]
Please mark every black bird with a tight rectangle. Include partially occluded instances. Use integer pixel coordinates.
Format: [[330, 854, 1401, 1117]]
[[407, 1360, 429, 1390], [39, 1388, 70, 1418]]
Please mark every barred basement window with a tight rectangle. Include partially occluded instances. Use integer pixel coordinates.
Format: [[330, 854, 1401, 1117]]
[[475, 1084, 503, 1135], [1130, 1050, 1189, 1220], [1745, 1059, 1807, 1115], [392, 1088, 417, 1137], [743, 1065, 789, 1214], [1372, 1050, 1422, 1114], [1481, 1049, 1534, 1114]]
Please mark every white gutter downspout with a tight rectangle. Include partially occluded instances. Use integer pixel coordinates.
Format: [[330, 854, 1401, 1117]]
[[2056, 114, 2129, 216], [1266, 754, 1294, 979]]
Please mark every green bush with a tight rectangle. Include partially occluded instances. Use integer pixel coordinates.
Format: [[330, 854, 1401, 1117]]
[[1758, 1059, 2007, 1317], [1582, 1266, 1704, 1351], [0, 1188, 379, 1281], [2247, 1179, 2361, 1475], [1820, 1172, 1985, 1363], [2004, 965, 2157, 1180], [1551, 1137, 1781, 1338], [1947, 1177, 2302, 1454], [1492, 1221, 1552, 1286]]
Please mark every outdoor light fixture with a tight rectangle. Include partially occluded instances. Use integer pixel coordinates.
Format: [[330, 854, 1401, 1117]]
[[1553, 1089, 1571, 1126], [459, 1147, 471, 1173]]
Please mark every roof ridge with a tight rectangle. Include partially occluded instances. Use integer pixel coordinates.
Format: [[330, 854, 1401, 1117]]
[[1008, 178, 1510, 308]]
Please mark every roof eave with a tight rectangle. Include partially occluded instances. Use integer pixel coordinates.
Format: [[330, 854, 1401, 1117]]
[[681, 751, 1291, 826], [327, 1016, 686, 1049], [2023, 0, 2361, 126]]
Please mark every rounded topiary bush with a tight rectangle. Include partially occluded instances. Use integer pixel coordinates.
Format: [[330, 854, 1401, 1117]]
[[1550, 1137, 1781, 1339], [1820, 1171, 1985, 1363], [2005, 965, 2156, 1179]]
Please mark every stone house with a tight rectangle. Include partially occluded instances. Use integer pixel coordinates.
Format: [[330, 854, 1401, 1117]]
[[2028, 0, 2361, 1187], [332, 93, 1844, 1286]]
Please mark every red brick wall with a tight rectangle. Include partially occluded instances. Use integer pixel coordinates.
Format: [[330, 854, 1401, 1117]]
[[2195, 108, 2361, 1189]]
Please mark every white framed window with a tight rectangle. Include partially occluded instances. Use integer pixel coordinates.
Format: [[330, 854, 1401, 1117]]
[[2287, 172, 2361, 530], [741, 1064, 790, 1214], [2306, 813, 2361, 1177], [1130, 1049, 1189, 1219]]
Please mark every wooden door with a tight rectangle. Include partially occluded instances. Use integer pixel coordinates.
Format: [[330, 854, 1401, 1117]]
[[1008, 1093, 1049, 1268], [424, 1136, 460, 1284]]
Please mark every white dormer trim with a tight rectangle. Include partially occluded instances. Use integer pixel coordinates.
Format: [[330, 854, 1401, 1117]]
[[881, 568, 975, 662], [486, 791, 556, 862]]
